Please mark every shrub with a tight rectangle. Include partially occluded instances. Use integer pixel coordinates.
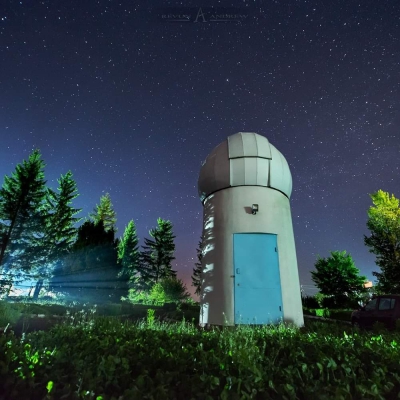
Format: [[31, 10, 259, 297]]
[[329, 310, 353, 322], [314, 292, 326, 307], [372, 321, 386, 334], [163, 302, 177, 311], [0, 301, 22, 327], [315, 308, 330, 318], [149, 282, 166, 305], [125, 277, 190, 306], [155, 277, 190, 304], [301, 295, 319, 309]]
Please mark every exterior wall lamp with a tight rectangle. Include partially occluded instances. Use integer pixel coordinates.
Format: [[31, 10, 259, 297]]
[[252, 204, 259, 215]]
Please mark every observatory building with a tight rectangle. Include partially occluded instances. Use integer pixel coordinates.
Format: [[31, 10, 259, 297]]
[[198, 132, 304, 327]]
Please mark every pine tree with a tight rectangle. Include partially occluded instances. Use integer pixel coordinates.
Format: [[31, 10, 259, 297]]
[[32, 171, 81, 298], [0, 150, 47, 277], [91, 193, 117, 232], [191, 236, 203, 296], [117, 220, 140, 288], [140, 218, 176, 289]]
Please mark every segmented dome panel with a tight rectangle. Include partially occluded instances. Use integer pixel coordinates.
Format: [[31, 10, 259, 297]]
[[198, 132, 292, 201]]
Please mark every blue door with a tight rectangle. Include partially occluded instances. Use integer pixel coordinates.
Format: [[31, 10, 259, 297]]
[[233, 233, 283, 324]]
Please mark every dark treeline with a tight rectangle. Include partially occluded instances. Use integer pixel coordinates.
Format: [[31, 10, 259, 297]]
[[3, 151, 399, 307], [0, 150, 194, 304]]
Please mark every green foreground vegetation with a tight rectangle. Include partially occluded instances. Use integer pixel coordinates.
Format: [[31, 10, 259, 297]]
[[1, 301, 400, 400]]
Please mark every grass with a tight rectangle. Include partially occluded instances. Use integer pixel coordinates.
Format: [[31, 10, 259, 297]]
[[0, 299, 201, 337]]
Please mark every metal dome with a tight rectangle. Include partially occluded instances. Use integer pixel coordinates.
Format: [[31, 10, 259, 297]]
[[198, 132, 293, 201]]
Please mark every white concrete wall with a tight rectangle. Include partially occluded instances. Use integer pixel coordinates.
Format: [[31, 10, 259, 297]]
[[200, 186, 304, 327]]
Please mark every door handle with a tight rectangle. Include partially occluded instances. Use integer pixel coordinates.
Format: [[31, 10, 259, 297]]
[[279, 306, 282, 311], [236, 268, 240, 274]]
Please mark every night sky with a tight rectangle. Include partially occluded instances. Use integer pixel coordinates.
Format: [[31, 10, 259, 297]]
[[1, 1, 399, 297]]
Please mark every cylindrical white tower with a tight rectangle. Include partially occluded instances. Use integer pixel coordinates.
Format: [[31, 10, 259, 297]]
[[198, 132, 304, 327]]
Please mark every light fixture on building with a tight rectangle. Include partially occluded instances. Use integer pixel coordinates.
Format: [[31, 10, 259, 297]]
[[252, 204, 259, 215]]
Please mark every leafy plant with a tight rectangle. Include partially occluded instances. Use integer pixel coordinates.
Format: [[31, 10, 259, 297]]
[[147, 308, 155, 326], [315, 308, 330, 318], [1, 310, 400, 399]]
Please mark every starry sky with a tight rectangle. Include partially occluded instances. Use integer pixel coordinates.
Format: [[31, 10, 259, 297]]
[[1, 0, 399, 297]]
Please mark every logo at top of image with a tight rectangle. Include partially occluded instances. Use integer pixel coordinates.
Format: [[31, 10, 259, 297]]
[[157, 7, 250, 23]]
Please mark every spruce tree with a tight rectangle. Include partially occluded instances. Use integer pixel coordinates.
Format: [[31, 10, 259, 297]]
[[91, 193, 117, 232], [0, 150, 47, 277], [118, 220, 140, 288], [191, 236, 203, 296], [32, 171, 81, 298], [140, 218, 176, 289], [47, 171, 81, 258]]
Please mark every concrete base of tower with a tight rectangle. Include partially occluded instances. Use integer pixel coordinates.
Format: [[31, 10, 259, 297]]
[[199, 186, 304, 327]]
